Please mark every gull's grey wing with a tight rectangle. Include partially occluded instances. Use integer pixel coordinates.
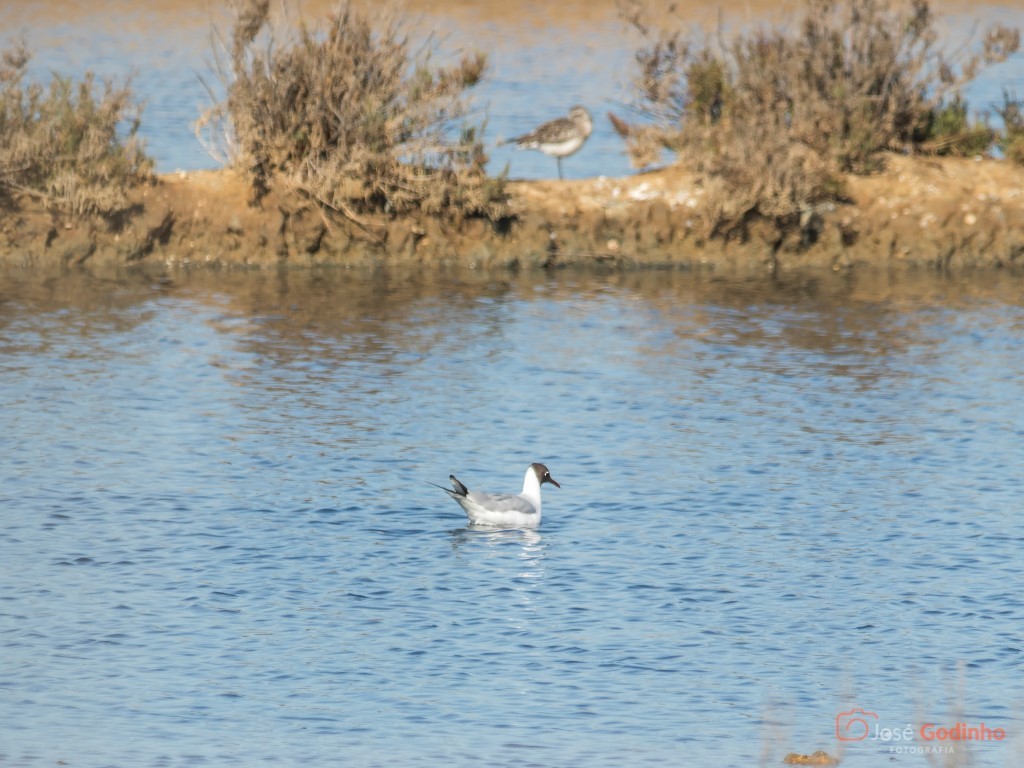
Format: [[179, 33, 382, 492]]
[[467, 491, 537, 515]]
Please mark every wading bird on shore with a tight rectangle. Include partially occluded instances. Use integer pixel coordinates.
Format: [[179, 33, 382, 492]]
[[501, 106, 593, 180]]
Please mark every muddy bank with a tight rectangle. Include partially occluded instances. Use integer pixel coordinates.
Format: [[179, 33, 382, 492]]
[[3, 154, 1024, 273]]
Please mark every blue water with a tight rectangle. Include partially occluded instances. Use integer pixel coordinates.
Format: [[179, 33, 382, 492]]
[[1, 267, 1023, 767]]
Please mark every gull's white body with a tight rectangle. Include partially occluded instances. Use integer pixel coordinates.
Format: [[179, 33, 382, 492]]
[[438, 464, 559, 528]]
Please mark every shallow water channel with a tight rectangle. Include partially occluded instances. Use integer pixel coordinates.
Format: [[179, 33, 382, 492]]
[[1, 266, 1023, 767]]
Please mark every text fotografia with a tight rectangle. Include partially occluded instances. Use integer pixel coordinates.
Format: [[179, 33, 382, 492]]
[[836, 710, 1007, 742]]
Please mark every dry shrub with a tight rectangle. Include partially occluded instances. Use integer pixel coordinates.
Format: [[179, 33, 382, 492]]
[[995, 90, 1024, 165], [197, 0, 506, 225], [618, 0, 1019, 238], [0, 41, 153, 218]]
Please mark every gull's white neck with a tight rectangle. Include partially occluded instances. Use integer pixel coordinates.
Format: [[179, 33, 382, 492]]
[[521, 467, 543, 514]]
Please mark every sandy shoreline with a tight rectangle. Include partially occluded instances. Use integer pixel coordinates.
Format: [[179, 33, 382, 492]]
[[2, 154, 1024, 274]]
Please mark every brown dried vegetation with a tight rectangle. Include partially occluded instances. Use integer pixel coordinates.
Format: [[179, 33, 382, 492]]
[[616, 0, 1019, 239], [196, 0, 507, 227], [0, 41, 153, 219]]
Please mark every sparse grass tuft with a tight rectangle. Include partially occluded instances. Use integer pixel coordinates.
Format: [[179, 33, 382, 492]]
[[197, 0, 507, 226], [617, 0, 1019, 238], [0, 40, 153, 218], [918, 95, 994, 157], [996, 90, 1024, 165]]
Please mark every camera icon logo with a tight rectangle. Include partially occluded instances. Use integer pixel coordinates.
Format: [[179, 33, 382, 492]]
[[835, 708, 879, 741]]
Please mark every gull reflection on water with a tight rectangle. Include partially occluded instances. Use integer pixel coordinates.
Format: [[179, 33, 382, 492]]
[[448, 525, 547, 580], [449, 524, 543, 549]]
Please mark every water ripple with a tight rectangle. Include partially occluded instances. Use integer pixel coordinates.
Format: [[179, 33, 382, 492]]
[[1, 269, 1023, 766]]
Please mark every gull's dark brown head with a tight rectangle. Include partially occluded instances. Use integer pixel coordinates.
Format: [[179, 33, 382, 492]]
[[531, 462, 560, 488]]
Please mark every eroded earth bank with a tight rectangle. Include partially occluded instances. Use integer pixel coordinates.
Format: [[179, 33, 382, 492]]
[[3, 154, 1024, 274]]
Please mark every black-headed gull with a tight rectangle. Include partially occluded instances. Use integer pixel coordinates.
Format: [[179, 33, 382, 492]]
[[434, 463, 560, 528]]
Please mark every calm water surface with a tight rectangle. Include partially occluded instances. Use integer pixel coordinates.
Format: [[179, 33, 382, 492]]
[[1, 267, 1023, 767]]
